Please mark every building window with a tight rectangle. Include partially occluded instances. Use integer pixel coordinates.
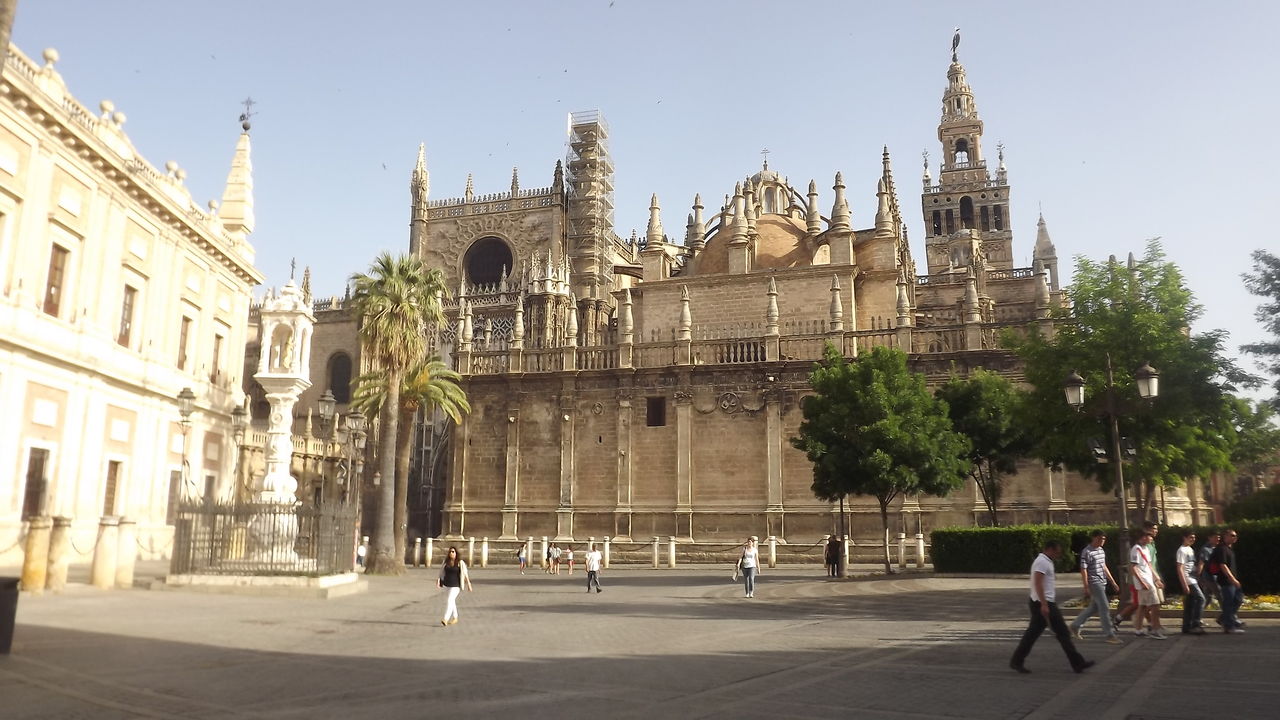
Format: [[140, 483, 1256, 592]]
[[931, 210, 942, 236], [463, 236, 514, 286], [210, 333, 224, 383], [646, 396, 666, 427], [103, 460, 121, 516], [993, 205, 1005, 231], [43, 244, 69, 317], [945, 209, 955, 235], [22, 448, 51, 519], [203, 474, 216, 502], [177, 316, 192, 370], [328, 352, 353, 403], [959, 197, 975, 230], [980, 206, 990, 232], [954, 138, 969, 164], [117, 286, 137, 347], [166, 469, 182, 524]]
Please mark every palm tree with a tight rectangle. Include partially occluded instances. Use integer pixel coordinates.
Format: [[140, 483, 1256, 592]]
[[352, 357, 469, 564], [349, 253, 445, 574]]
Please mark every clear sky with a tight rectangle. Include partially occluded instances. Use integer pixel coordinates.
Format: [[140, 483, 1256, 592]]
[[12, 1, 1278, 381]]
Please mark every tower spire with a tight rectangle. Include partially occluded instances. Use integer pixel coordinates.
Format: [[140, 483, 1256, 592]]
[[409, 143, 429, 254], [830, 172, 850, 231], [219, 119, 255, 242], [646, 193, 665, 246]]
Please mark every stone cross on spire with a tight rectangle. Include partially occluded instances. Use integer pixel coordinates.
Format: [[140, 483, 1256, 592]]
[[760, 147, 770, 170]]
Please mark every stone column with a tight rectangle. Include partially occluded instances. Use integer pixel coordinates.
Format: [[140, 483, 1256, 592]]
[[556, 396, 575, 541], [613, 391, 633, 541], [20, 516, 52, 594], [90, 516, 120, 590], [115, 518, 137, 588], [446, 406, 469, 539], [501, 408, 520, 539], [44, 516, 72, 592], [674, 390, 694, 540], [764, 388, 784, 539]]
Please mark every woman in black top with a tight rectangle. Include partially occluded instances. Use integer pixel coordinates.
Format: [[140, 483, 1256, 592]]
[[436, 546, 473, 626]]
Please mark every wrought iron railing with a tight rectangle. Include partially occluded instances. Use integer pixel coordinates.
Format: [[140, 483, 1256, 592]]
[[170, 500, 357, 576]]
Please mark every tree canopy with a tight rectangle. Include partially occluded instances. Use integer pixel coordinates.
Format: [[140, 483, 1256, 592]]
[[1242, 249, 1280, 409], [792, 344, 969, 572], [935, 369, 1034, 526], [1010, 241, 1246, 519]]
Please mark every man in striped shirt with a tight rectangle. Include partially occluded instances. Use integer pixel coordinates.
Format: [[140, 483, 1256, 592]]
[[1070, 530, 1122, 644]]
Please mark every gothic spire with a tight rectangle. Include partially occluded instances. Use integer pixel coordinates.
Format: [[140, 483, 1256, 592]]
[[805, 179, 822, 236], [219, 121, 255, 240], [409, 143, 430, 253], [830, 172, 850, 232], [646, 193, 665, 246]]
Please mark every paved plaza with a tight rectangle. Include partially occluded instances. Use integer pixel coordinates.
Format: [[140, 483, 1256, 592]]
[[1, 563, 1277, 719]]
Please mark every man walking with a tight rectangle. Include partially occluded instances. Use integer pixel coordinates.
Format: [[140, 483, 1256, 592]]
[[585, 545, 604, 594], [1210, 529, 1244, 633], [1197, 529, 1222, 613], [1176, 529, 1205, 634], [1070, 530, 1121, 644], [1010, 539, 1094, 674], [1130, 532, 1167, 640]]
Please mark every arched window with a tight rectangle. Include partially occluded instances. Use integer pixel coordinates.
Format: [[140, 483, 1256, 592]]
[[463, 237, 514, 286], [980, 206, 991, 231], [993, 205, 1005, 231], [762, 189, 775, 214], [959, 197, 975, 230], [932, 210, 942, 236], [954, 139, 969, 165], [327, 352, 353, 403], [945, 209, 955, 234]]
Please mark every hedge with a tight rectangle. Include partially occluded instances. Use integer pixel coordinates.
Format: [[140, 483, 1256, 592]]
[[931, 518, 1280, 594]]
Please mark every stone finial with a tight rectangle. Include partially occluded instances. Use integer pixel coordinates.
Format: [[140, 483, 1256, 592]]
[[512, 293, 526, 348], [829, 275, 844, 332], [511, 167, 520, 196], [896, 270, 913, 326], [874, 177, 893, 235], [963, 267, 981, 323], [464, 173, 474, 201], [301, 266, 312, 302], [553, 159, 565, 193], [689, 194, 706, 250], [729, 183, 748, 242], [620, 288, 634, 341], [460, 301, 474, 345], [646, 193, 665, 246], [766, 276, 779, 336], [806, 179, 822, 236], [830, 172, 850, 231], [566, 297, 579, 347], [678, 285, 692, 341], [1034, 265, 1052, 319], [684, 213, 695, 245]]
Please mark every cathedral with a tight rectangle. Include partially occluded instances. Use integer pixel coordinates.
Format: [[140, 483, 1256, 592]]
[[290, 50, 1214, 544]]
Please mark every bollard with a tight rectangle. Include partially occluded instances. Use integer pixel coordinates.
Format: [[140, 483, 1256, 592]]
[[481, 537, 489, 568], [526, 537, 534, 567], [467, 537, 476, 566], [425, 537, 434, 568], [115, 518, 137, 589], [45, 516, 72, 592], [896, 532, 907, 569], [915, 533, 926, 569], [603, 536, 611, 569], [413, 538, 422, 567], [768, 536, 777, 569], [667, 536, 677, 568], [651, 536, 660, 568], [588, 536, 595, 552], [20, 516, 53, 594], [842, 536, 850, 576], [541, 536, 549, 570], [90, 516, 121, 590]]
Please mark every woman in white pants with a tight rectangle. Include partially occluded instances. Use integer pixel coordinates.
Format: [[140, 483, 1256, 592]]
[[738, 536, 761, 598], [437, 547, 473, 626]]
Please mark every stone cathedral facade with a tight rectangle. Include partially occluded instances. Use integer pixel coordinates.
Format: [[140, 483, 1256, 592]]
[[301, 53, 1213, 544]]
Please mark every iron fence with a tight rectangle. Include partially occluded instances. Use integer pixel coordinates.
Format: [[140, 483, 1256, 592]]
[[170, 500, 357, 576]]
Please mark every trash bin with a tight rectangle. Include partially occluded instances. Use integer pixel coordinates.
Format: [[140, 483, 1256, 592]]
[[0, 576, 18, 654]]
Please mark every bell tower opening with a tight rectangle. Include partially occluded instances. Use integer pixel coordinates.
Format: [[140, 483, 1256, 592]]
[[960, 196, 975, 229], [954, 139, 969, 165], [463, 237, 514, 286]]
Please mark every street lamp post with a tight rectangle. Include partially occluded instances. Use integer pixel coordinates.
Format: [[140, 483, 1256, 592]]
[[231, 405, 248, 501], [177, 387, 196, 499], [1063, 354, 1159, 597]]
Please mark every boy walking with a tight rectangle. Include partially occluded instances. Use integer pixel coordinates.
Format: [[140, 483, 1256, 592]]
[[1176, 529, 1205, 634], [585, 546, 604, 593], [1070, 530, 1122, 644]]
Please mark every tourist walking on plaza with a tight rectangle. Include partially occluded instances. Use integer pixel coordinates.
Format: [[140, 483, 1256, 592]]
[[1113, 521, 1161, 629], [550, 544, 562, 575], [738, 536, 761, 598], [825, 535, 841, 577], [1129, 532, 1167, 639], [585, 546, 604, 593], [1070, 530, 1122, 644], [1009, 539, 1093, 674], [437, 546, 473, 626], [1197, 529, 1222, 612], [517, 544, 527, 574], [1176, 529, 1205, 634], [1210, 528, 1245, 633], [565, 546, 575, 575]]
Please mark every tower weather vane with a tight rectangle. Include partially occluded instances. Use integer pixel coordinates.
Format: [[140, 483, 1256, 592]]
[[239, 97, 257, 128], [760, 147, 770, 169], [951, 27, 961, 62]]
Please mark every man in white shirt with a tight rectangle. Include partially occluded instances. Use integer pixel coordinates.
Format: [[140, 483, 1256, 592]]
[[1130, 532, 1167, 640], [1010, 540, 1093, 674], [585, 547, 604, 593]]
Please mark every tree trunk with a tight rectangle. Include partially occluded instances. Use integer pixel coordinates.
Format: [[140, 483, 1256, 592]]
[[974, 463, 1000, 527], [878, 499, 893, 575], [367, 372, 404, 574], [393, 406, 415, 565]]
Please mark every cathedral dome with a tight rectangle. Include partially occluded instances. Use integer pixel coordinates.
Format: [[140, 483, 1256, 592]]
[[691, 213, 814, 275]]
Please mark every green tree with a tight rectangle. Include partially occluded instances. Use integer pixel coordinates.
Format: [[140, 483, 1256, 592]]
[[1010, 242, 1246, 521], [352, 357, 470, 564], [1229, 397, 1280, 490], [792, 345, 970, 573], [935, 370, 1033, 526], [350, 253, 446, 574], [1242, 249, 1280, 409]]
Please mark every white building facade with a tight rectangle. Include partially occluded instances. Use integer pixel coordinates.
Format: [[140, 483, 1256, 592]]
[[0, 44, 264, 566]]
